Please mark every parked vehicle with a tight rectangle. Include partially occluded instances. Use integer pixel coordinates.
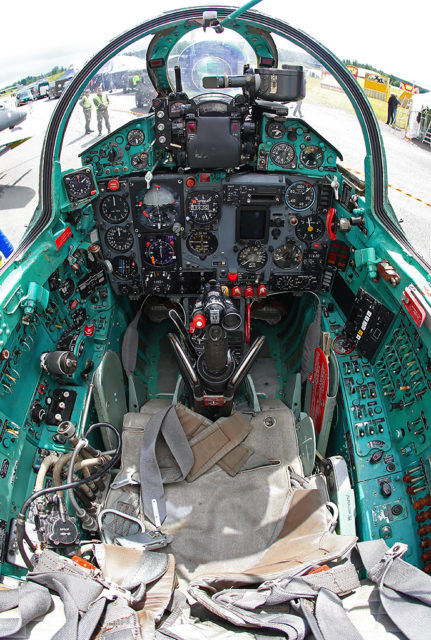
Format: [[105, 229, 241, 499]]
[[48, 79, 68, 99], [15, 88, 33, 106], [34, 81, 49, 99]]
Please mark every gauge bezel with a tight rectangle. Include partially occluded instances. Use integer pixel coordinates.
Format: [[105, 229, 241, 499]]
[[299, 144, 325, 169], [185, 230, 218, 257], [142, 236, 177, 268], [265, 120, 285, 139], [63, 169, 96, 202], [295, 215, 325, 243], [127, 128, 145, 146], [186, 190, 220, 225], [100, 194, 129, 223], [285, 180, 316, 211], [111, 256, 138, 280], [237, 245, 268, 271], [269, 141, 296, 167], [273, 241, 303, 269], [133, 183, 180, 230], [105, 226, 134, 252]]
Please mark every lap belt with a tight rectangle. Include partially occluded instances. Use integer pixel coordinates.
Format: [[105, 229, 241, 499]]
[[183, 540, 431, 640], [0, 546, 173, 640], [140, 405, 251, 526], [357, 539, 431, 640]]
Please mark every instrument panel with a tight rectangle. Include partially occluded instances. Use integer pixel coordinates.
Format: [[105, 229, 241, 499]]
[[93, 172, 334, 297]]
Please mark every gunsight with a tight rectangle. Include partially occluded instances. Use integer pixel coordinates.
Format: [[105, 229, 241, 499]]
[[202, 65, 305, 102]]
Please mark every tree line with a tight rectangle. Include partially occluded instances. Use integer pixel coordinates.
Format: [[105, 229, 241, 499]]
[[342, 59, 426, 92], [17, 66, 65, 88]]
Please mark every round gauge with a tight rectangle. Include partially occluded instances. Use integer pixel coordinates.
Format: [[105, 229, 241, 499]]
[[105, 226, 134, 252], [127, 129, 145, 146], [266, 121, 285, 139], [300, 145, 325, 169], [332, 334, 355, 355], [186, 191, 220, 225], [136, 184, 178, 230], [237, 246, 268, 271], [131, 152, 149, 169], [269, 142, 295, 167], [112, 256, 138, 280], [65, 171, 93, 200], [59, 278, 75, 300], [273, 242, 302, 269], [295, 215, 325, 243], [169, 101, 186, 117], [143, 236, 177, 267], [100, 195, 129, 223], [285, 181, 316, 211], [72, 308, 87, 327], [186, 231, 218, 257]]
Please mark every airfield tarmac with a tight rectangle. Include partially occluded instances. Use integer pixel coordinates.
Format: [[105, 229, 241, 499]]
[[0, 91, 430, 263]]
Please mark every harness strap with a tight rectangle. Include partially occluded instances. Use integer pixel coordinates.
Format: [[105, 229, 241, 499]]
[[0, 582, 51, 638], [140, 405, 194, 526], [140, 405, 253, 526], [0, 546, 172, 640], [357, 539, 431, 640]]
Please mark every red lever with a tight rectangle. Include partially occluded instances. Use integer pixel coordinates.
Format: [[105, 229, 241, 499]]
[[245, 302, 251, 344], [257, 284, 267, 298], [231, 286, 241, 297], [326, 207, 337, 241]]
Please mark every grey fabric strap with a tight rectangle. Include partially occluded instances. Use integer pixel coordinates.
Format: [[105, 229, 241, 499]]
[[121, 306, 142, 378], [196, 571, 364, 640], [0, 582, 52, 638], [0, 547, 170, 640], [358, 539, 431, 640], [140, 405, 194, 526]]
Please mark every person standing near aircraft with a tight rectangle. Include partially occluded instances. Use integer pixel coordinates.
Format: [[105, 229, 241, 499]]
[[386, 93, 400, 125], [79, 89, 93, 135], [93, 87, 111, 136]]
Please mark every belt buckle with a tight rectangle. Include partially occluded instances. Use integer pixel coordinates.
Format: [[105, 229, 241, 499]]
[[384, 542, 408, 561]]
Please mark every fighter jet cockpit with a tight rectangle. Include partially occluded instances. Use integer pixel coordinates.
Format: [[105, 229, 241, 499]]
[[0, 5, 431, 638]]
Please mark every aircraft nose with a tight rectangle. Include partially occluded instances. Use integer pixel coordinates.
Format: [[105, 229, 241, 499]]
[[16, 111, 27, 126]]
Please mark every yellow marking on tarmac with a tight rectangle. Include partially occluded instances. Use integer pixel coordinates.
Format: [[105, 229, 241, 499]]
[[111, 108, 147, 117], [345, 167, 431, 208]]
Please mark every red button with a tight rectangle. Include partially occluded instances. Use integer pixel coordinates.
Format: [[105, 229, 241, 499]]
[[228, 272, 238, 282], [245, 286, 254, 298], [186, 177, 196, 188], [84, 324, 94, 337], [108, 179, 119, 191], [232, 286, 241, 297], [193, 313, 206, 329], [199, 173, 211, 182], [257, 284, 267, 298], [69, 298, 79, 310], [187, 122, 196, 134]]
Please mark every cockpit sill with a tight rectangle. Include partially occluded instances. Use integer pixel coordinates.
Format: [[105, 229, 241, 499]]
[[1, 6, 431, 634]]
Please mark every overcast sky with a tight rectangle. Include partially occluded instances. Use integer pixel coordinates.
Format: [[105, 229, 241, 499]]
[[2, 1, 429, 89]]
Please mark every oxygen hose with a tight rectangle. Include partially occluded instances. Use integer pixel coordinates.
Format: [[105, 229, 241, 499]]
[[16, 422, 121, 570]]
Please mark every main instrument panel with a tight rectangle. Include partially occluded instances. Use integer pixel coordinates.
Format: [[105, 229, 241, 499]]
[[67, 93, 344, 300], [93, 172, 334, 297]]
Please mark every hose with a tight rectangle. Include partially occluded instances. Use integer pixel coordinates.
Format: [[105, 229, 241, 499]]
[[34, 453, 59, 493], [53, 452, 93, 499], [67, 440, 90, 520], [16, 422, 121, 570]]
